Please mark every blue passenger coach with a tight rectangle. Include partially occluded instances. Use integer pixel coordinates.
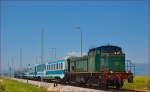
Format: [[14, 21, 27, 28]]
[[45, 60, 65, 79], [35, 64, 46, 77]]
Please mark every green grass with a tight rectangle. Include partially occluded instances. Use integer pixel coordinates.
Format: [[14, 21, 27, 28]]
[[0, 77, 47, 92], [123, 76, 150, 91]]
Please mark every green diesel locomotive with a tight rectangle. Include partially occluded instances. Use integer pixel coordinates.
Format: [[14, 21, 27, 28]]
[[65, 45, 133, 89]]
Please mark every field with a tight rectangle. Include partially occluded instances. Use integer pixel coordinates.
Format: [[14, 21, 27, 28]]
[[0, 77, 47, 92], [123, 76, 150, 91]]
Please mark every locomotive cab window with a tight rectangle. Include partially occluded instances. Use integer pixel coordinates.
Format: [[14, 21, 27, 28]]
[[97, 50, 100, 54]]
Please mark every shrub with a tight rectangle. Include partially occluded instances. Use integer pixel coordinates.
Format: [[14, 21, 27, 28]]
[[0, 83, 5, 92]]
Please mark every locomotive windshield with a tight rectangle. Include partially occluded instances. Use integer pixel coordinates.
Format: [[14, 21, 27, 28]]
[[100, 45, 122, 54]]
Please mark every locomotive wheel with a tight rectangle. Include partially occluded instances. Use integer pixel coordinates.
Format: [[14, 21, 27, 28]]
[[99, 79, 108, 90], [128, 74, 134, 83], [115, 79, 123, 89]]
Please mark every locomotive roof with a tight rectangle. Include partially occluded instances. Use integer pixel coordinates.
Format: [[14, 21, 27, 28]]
[[89, 45, 122, 52]]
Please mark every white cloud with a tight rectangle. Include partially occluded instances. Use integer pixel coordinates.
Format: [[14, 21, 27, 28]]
[[66, 51, 86, 57]]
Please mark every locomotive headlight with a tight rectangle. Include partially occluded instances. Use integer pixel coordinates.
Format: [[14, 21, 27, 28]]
[[110, 70, 113, 74]]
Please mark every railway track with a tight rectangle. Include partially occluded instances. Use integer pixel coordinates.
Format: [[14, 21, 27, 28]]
[[14, 77, 147, 92], [60, 82, 146, 92]]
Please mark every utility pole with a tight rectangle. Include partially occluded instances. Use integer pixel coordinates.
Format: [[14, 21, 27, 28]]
[[40, 29, 44, 85], [35, 56, 38, 64], [8, 59, 11, 77], [11, 57, 14, 77], [76, 26, 83, 57], [53, 48, 56, 59], [81, 30, 83, 57], [41, 29, 44, 64], [0, 20, 1, 76], [27, 64, 30, 84], [50, 48, 56, 60], [20, 48, 22, 78], [8, 59, 10, 77]]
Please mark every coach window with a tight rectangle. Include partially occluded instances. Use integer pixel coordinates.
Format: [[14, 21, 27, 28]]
[[54, 64, 55, 70], [55, 64, 56, 70], [56, 64, 57, 70], [61, 63, 63, 69], [58, 63, 59, 70], [53, 64, 54, 70], [49, 65, 51, 70], [56, 63, 57, 70], [56, 63, 58, 70], [59, 63, 60, 70]]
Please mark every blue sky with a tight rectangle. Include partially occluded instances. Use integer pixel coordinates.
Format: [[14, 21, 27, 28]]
[[1, 1, 149, 70]]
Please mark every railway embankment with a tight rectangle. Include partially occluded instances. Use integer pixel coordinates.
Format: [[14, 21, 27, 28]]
[[12, 78, 108, 92], [11, 77, 149, 92], [1, 76, 149, 92]]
